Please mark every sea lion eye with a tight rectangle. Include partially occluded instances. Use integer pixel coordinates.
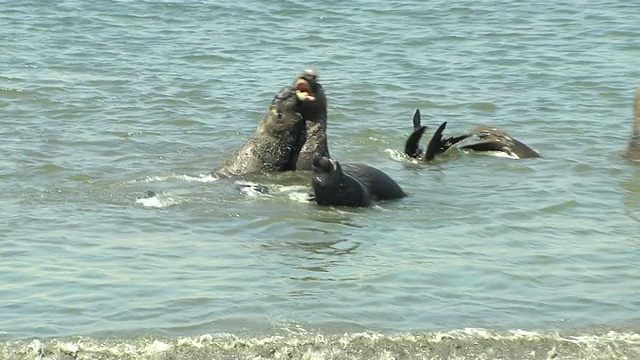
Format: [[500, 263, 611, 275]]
[[276, 111, 283, 119]]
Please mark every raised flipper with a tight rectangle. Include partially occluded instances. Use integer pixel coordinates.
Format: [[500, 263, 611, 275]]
[[404, 109, 427, 158], [424, 122, 470, 161], [405, 125, 427, 158], [412, 109, 422, 130]]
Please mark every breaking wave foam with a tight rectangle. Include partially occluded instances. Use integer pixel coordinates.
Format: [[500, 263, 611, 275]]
[[127, 173, 219, 184], [2, 329, 638, 360]]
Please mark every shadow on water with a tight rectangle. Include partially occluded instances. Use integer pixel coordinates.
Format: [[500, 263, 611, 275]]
[[619, 166, 640, 223]]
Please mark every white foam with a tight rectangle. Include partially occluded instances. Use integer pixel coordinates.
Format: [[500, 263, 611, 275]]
[[235, 181, 272, 198], [127, 173, 218, 184], [135, 193, 179, 208], [234, 182, 312, 203], [385, 148, 409, 162], [4, 329, 640, 360], [143, 340, 173, 355], [177, 173, 219, 182], [276, 185, 312, 203], [59, 342, 78, 357]]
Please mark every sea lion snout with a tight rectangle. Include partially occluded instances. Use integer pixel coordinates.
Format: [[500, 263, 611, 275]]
[[292, 69, 329, 171], [295, 78, 316, 101]]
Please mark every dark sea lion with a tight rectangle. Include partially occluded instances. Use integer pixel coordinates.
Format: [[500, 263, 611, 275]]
[[293, 69, 330, 170], [311, 155, 406, 207], [404, 109, 540, 161], [215, 86, 314, 177], [405, 109, 471, 161], [624, 85, 640, 161], [458, 125, 541, 159]]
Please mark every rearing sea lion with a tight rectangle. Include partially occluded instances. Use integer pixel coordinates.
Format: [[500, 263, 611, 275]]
[[405, 109, 540, 161], [624, 85, 640, 161], [293, 69, 330, 170], [215, 86, 315, 177]]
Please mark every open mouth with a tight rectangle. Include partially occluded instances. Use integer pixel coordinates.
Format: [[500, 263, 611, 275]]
[[295, 78, 316, 101]]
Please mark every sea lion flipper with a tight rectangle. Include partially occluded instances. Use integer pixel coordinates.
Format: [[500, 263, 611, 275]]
[[424, 122, 474, 161], [404, 125, 427, 158], [443, 133, 471, 150], [412, 109, 422, 131], [424, 122, 448, 161]]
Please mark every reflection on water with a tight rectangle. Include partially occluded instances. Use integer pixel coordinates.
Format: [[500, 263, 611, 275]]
[[619, 167, 640, 222]]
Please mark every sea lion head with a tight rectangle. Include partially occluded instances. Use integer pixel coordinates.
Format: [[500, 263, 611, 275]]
[[257, 86, 314, 136], [254, 86, 318, 171], [311, 155, 370, 207], [312, 155, 341, 184], [294, 69, 327, 123], [215, 86, 319, 177]]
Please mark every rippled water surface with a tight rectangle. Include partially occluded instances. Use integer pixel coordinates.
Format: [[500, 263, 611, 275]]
[[1, 0, 639, 358]]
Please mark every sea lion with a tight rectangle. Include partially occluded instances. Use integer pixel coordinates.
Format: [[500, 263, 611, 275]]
[[405, 110, 469, 161], [404, 109, 541, 161], [293, 69, 330, 170], [311, 155, 406, 207], [624, 85, 640, 161], [215, 86, 314, 177]]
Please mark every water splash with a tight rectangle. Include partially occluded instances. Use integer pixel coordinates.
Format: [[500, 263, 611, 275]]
[[2, 329, 638, 360], [135, 192, 179, 208], [127, 173, 219, 184]]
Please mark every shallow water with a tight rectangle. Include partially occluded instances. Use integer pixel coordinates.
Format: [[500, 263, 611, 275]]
[[1, 0, 639, 358]]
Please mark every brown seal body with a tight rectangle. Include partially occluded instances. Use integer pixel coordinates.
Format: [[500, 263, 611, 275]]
[[215, 86, 309, 177], [624, 85, 640, 161], [293, 69, 330, 170], [457, 125, 541, 159], [404, 109, 540, 161]]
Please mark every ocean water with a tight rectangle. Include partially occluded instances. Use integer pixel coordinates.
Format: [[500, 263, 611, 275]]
[[1, 0, 639, 359]]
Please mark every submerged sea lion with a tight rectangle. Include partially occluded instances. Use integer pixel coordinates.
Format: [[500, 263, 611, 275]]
[[311, 155, 406, 207], [293, 69, 330, 170], [405, 109, 540, 161], [215, 86, 315, 177], [624, 85, 640, 161]]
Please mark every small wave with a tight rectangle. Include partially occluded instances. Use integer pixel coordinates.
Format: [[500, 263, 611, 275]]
[[235, 180, 273, 198], [135, 192, 179, 208], [127, 173, 218, 184], [176, 173, 219, 182], [385, 148, 413, 163], [1, 329, 638, 360], [235, 181, 312, 203], [276, 185, 312, 203]]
